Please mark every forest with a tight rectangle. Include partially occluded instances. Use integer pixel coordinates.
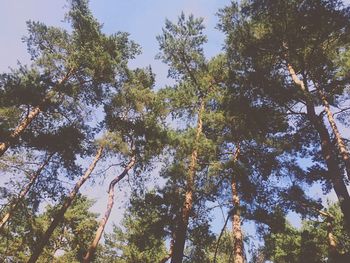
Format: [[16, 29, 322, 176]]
[[1, 0, 350, 262]]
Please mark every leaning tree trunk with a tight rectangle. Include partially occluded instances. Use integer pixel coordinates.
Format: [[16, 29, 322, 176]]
[[317, 88, 350, 180], [0, 153, 54, 232], [0, 70, 73, 157], [311, 112, 350, 231], [171, 99, 205, 263], [0, 106, 41, 157], [286, 63, 350, 230], [83, 156, 136, 263], [231, 147, 244, 263], [27, 146, 103, 263]]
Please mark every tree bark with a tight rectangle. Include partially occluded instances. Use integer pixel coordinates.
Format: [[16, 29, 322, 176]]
[[318, 89, 350, 180], [0, 71, 73, 157], [231, 146, 244, 263], [0, 153, 53, 232], [311, 113, 350, 230], [0, 107, 41, 157], [83, 156, 136, 263], [326, 219, 338, 256], [171, 99, 205, 263], [286, 63, 350, 230], [27, 146, 103, 263]]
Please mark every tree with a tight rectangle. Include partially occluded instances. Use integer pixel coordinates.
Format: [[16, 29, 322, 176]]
[[0, 121, 92, 231], [264, 203, 350, 263], [156, 12, 222, 262], [0, 195, 99, 262], [27, 145, 104, 263], [99, 192, 170, 263], [218, 0, 350, 229], [0, 0, 138, 157], [83, 67, 168, 262]]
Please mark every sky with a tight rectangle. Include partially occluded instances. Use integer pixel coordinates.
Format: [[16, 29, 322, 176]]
[[1, 0, 350, 259], [0, 0, 230, 87]]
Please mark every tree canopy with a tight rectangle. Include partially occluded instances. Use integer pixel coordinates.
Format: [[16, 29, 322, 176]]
[[1, 0, 350, 262]]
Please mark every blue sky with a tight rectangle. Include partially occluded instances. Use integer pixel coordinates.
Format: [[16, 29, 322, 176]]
[[0, 0, 231, 88]]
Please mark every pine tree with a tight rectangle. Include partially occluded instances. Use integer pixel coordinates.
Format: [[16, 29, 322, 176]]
[[0, 0, 138, 157], [156, 12, 224, 262], [264, 203, 350, 262], [218, 0, 350, 230], [83, 67, 168, 262], [0, 195, 99, 262]]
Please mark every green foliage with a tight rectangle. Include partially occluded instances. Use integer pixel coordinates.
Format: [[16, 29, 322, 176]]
[[99, 192, 169, 263], [1, 0, 350, 262], [264, 203, 350, 263], [0, 195, 98, 262]]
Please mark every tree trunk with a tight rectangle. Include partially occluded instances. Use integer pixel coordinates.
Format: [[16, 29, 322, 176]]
[[326, 219, 338, 256], [27, 146, 103, 263], [83, 156, 136, 263], [0, 107, 41, 157], [0, 153, 53, 232], [0, 71, 73, 157], [231, 147, 244, 263], [171, 99, 205, 263], [318, 89, 350, 180], [286, 63, 350, 230], [320, 210, 339, 260], [312, 114, 350, 231]]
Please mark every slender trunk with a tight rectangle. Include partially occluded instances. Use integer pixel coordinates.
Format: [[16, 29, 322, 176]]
[[0, 71, 73, 157], [213, 209, 231, 263], [0, 154, 53, 231], [83, 156, 136, 263], [171, 99, 205, 263], [27, 146, 103, 263], [231, 147, 244, 263], [231, 179, 244, 263], [286, 63, 350, 230], [317, 89, 350, 180]]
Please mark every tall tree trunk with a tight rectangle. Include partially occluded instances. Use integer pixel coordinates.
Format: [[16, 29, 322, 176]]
[[0, 71, 73, 157], [317, 89, 350, 180], [171, 99, 205, 263], [0, 153, 54, 232], [83, 156, 136, 263], [286, 63, 350, 230], [231, 146, 244, 263], [27, 146, 103, 263]]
